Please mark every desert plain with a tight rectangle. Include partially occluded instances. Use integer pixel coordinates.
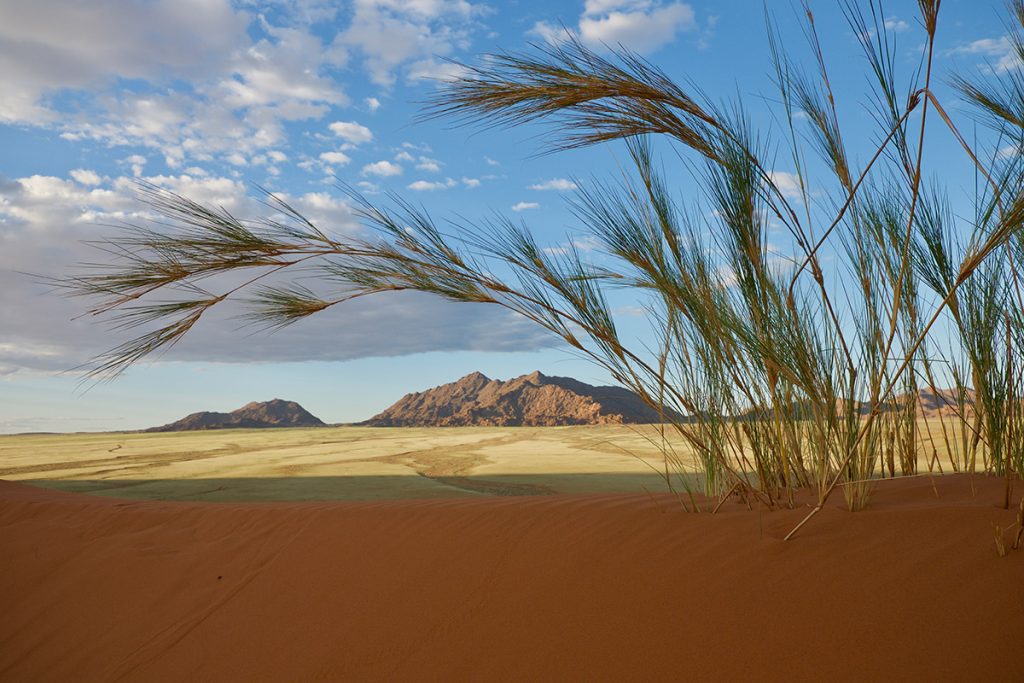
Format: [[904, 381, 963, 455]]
[[0, 420, 998, 502], [0, 425, 692, 501]]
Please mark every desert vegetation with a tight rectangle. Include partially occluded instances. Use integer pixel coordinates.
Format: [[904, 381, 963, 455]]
[[59, 1, 1024, 538]]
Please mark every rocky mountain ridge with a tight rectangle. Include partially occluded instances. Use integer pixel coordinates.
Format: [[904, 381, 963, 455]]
[[147, 399, 325, 432], [364, 371, 668, 426]]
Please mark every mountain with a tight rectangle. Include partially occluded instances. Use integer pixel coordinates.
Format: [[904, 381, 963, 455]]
[[147, 399, 326, 432], [734, 388, 976, 421], [896, 388, 976, 417], [363, 371, 670, 427]]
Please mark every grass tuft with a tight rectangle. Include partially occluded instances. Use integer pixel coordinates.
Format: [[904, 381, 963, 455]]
[[56, 2, 1024, 539]]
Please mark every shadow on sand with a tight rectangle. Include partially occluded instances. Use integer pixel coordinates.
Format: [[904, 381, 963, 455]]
[[22, 472, 708, 503]]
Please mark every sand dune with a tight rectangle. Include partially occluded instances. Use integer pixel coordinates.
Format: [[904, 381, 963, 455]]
[[1, 475, 1022, 681]]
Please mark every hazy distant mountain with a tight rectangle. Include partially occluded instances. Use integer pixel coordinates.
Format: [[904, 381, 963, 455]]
[[897, 388, 975, 417], [734, 388, 976, 421], [363, 371, 670, 426], [147, 399, 325, 432]]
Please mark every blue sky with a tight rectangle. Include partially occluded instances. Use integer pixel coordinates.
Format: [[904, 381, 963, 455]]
[[0, 0, 1018, 432]]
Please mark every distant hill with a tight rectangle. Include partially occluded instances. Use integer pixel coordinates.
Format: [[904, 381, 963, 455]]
[[363, 371, 671, 427], [734, 388, 976, 421], [147, 399, 326, 432], [904, 388, 975, 417]]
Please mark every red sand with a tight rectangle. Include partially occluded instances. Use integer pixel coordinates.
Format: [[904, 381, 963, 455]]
[[1, 475, 1022, 682]]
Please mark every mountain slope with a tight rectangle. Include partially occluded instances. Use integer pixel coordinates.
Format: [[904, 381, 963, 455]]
[[147, 399, 325, 432], [364, 371, 668, 426]]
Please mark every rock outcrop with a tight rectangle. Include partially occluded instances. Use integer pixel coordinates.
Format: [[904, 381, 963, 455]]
[[364, 371, 668, 426], [147, 399, 325, 432]]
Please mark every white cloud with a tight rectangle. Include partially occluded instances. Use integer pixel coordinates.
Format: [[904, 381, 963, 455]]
[[362, 160, 404, 176], [530, 21, 575, 45], [462, 177, 480, 188], [405, 58, 469, 83], [329, 120, 374, 145], [0, 0, 496, 173], [998, 143, 1023, 159], [122, 154, 147, 177], [0, 174, 134, 229], [0, 3, 359, 169], [58, 18, 346, 166], [416, 157, 442, 172], [394, 150, 415, 162], [124, 174, 250, 210], [883, 17, 909, 32], [407, 178, 457, 191], [949, 36, 1022, 73], [769, 171, 803, 200], [320, 150, 352, 166], [584, 0, 646, 13], [532, 1, 695, 55], [237, 0, 342, 26], [580, 3, 694, 52], [215, 22, 347, 111], [402, 141, 432, 152], [512, 201, 540, 211], [529, 178, 577, 191], [70, 169, 102, 186], [950, 37, 1010, 56], [338, 0, 485, 86], [288, 191, 357, 229], [484, 156, 500, 166]]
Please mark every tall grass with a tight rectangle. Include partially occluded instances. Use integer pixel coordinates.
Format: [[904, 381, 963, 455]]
[[57, 0, 1024, 536]]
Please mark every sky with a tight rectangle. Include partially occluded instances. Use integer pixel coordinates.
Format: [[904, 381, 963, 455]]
[[0, 0, 1019, 432]]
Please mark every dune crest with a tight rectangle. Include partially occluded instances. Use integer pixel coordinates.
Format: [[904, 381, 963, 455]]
[[0, 475, 1021, 681]]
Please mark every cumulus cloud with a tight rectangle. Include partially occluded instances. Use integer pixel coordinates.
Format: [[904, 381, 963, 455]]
[[948, 36, 1022, 73], [319, 150, 352, 166], [337, 0, 486, 86], [329, 120, 374, 145], [416, 157, 442, 172], [769, 171, 804, 201], [407, 178, 457, 190], [532, 1, 696, 55], [0, 1, 490, 169], [122, 154, 147, 177], [17, 7, 351, 168], [362, 160, 403, 176], [512, 201, 540, 211], [883, 17, 909, 32], [70, 169, 102, 186], [529, 178, 577, 191]]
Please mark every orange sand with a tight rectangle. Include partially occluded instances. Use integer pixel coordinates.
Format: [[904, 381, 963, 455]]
[[1, 474, 1022, 681]]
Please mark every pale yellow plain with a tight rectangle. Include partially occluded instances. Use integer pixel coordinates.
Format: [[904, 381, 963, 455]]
[[0, 425, 693, 502], [0, 419, 972, 502]]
